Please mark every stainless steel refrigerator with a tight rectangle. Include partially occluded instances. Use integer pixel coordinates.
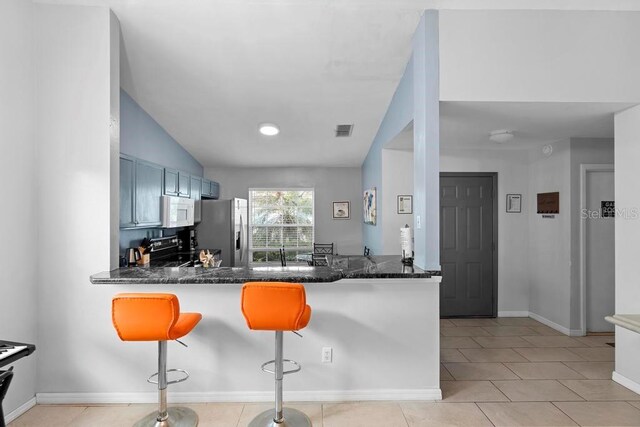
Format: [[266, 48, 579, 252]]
[[197, 198, 248, 267]]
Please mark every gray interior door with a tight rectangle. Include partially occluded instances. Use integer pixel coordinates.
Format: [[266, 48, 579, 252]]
[[440, 175, 496, 317]]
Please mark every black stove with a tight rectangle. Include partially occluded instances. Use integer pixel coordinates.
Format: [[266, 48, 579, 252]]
[[147, 236, 220, 267]]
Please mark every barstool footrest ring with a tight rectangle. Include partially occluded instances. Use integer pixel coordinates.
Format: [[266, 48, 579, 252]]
[[260, 359, 301, 375], [147, 368, 190, 385]]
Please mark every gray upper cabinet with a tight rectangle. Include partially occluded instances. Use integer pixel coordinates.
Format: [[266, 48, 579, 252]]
[[119, 156, 136, 228], [135, 160, 164, 227], [178, 171, 190, 197], [165, 168, 190, 197], [190, 176, 202, 223], [120, 155, 164, 229], [201, 178, 220, 199], [164, 168, 179, 196], [201, 179, 211, 198], [210, 181, 220, 199], [120, 154, 217, 228]]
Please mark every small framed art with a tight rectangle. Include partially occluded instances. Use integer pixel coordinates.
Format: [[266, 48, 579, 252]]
[[397, 195, 413, 214], [332, 201, 350, 219], [506, 194, 522, 213]]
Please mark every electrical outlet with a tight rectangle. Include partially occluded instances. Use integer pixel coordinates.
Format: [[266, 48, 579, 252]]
[[321, 347, 333, 363], [416, 215, 421, 229]]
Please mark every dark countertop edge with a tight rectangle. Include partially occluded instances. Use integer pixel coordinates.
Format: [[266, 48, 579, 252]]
[[89, 271, 439, 285]]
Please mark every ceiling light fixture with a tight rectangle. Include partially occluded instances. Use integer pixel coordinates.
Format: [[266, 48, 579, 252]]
[[259, 123, 280, 136], [489, 129, 514, 144]]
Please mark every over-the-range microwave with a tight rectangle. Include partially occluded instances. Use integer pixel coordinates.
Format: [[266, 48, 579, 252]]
[[161, 195, 195, 228]]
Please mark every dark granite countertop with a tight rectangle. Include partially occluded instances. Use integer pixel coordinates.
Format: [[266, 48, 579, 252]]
[[91, 255, 441, 285]]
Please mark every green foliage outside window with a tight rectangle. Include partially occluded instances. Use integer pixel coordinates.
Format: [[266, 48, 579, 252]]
[[249, 190, 314, 263]]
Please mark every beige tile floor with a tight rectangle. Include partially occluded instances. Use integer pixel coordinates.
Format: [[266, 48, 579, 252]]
[[9, 318, 640, 426]]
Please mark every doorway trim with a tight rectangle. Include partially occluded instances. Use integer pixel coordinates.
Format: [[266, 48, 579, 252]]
[[440, 172, 499, 317], [579, 163, 614, 336]]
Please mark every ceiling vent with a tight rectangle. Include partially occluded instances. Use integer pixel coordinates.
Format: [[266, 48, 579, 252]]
[[335, 124, 353, 137]]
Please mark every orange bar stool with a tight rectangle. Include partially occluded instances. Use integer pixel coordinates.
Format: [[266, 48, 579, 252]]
[[241, 282, 312, 427], [112, 293, 202, 427]]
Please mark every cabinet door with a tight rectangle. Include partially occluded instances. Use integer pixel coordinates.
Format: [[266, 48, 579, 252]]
[[178, 171, 190, 197], [164, 168, 179, 196], [190, 176, 202, 223], [119, 156, 136, 228], [136, 161, 164, 227], [210, 181, 220, 199], [201, 179, 212, 198]]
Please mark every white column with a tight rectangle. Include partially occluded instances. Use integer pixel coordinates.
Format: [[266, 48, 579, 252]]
[[613, 104, 640, 393], [412, 10, 440, 270]]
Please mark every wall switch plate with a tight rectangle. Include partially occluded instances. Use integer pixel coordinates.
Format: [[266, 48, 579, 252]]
[[416, 215, 421, 229], [322, 347, 332, 363]]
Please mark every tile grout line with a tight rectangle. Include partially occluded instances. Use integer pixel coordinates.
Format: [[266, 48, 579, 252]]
[[442, 362, 456, 380], [473, 402, 497, 427], [234, 404, 246, 427], [489, 379, 514, 402], [559, 360, 589, 379], [500, 361, 525, 380], [397, 402, 411, 427], [549, 401, 583, 426]]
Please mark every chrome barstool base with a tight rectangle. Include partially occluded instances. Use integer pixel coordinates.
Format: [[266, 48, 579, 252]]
[[134, 407, 199, 427], [248, 407, 312, 427]]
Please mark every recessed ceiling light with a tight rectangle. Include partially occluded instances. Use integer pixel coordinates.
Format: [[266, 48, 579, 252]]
[[489, 129, 514, 144], [259, 123, 280, 136]]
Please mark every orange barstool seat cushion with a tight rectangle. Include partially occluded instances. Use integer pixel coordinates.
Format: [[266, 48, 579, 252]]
[[112, 293, 202, 341], [241, 282, 312, 331]]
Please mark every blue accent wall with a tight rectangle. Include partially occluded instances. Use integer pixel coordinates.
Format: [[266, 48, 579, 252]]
[[120, 89, 204, 176], [361, 58, 414, 255], [119, 89, 204, 254]]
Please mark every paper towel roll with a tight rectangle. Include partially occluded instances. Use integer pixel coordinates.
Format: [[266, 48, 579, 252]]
[[401, 225, 413, 258]]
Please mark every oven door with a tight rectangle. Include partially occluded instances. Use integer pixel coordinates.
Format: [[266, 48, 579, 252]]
[[161, 196, 195, 228]]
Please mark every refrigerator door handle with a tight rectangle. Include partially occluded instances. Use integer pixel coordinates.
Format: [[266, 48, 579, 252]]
[[239, 214, 244, 263]]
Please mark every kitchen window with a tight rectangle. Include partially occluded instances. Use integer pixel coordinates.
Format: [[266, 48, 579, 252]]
[[248, 189, 314, 264]]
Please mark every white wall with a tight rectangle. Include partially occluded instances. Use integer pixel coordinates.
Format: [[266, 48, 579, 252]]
[[440, 148, 531, 315], [382, 149, 414, 255], [568, 139, 614, 330], [35, 279, 442, 401], [0, 0, 37, 417], [34, 3, 118, 395], [206, 167, 363, 256], [439, 10, 640, 102], [614, 105, 640, 391], [527, 141, 572, 330]]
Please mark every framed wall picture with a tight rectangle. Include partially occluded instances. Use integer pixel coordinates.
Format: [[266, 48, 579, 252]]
[[506, 194, 522, 213], [397, 195, 413, 214], [363, 188, 377, 225], [332, 201, 350, 219]]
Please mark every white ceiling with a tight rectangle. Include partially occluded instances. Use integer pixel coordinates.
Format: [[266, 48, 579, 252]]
[[386, 101, 636, 151], [38, 0, 640, 167]]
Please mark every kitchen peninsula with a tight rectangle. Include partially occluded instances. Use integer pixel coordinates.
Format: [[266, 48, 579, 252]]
[[91, 255, 439, 284], [90, 255, 443, 402]]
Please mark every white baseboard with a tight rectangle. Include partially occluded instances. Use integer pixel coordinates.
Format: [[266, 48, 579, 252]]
[[36, 388, 442, 405], [613, 371, 640, 395], [5, 396, 36, 424], [497, 311, 530, 317], [528, 312, 583, 336]]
